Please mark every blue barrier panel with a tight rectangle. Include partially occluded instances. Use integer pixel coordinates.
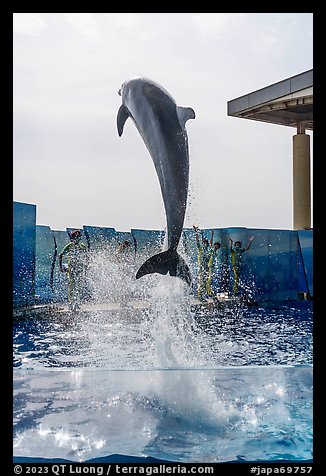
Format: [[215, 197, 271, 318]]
[[195, 227, 299, 301], [131, 229, 165, 270], [131, 229, 165, 253], [13, 202, 36, 308], [297, 240, 308, 295], [248, 229, 298, 301], [246, 229, 270, 299], [268, 230, 298, 301], [82, 225, 116, 251], [297, 230, 313, 296], [51, 230, 72, 303], [35, 225, 57, 304], [113, 230, 136, 251], [12, 199, 314, 305]]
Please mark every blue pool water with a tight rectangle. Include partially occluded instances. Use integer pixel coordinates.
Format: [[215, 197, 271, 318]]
[[13, 278, 313, 463]]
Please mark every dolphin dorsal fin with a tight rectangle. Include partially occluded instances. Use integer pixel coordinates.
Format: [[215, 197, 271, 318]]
[[177, 106, 196, 128], [117, 104, 131, 136]]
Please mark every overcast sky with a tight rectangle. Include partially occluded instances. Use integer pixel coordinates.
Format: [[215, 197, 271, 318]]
[[13, 13, 313, 232]]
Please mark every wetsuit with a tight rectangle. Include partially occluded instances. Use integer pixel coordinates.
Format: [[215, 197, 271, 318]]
[[230, 246, 246, 295], [208, 247, 219, 296], [196, 241, 214, 300]]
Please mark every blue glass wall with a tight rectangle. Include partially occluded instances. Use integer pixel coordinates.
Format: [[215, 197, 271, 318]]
[[83, 226, 116, 251], [13, 201, 314, 308], [185, 227, 298, 301], [131, 229, 165, 270], [297, 230, 313, 296], [247, 229, 298, 301], [131, 229, 165, 255], [114, 230, 136, 251], [13, 202, 36, 308], [35, 225, 57, 304], [51, 230, 71, 303]]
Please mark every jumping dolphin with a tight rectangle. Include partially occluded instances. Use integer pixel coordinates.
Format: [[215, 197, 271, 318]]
[[117, 77, 195, 285]]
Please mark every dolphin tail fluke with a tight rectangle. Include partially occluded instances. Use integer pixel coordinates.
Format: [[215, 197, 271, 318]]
[[136, 249, 192, 285]]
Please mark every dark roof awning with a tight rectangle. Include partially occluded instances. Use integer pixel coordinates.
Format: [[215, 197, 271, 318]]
[[227, 69, 313, 131]]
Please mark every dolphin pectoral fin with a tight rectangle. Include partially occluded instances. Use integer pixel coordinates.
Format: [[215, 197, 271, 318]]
[[176, 106, 196, 128], [136, 250, 192, 285], [117, 104, 130, 136]]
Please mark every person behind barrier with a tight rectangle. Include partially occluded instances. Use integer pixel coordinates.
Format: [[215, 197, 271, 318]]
[[209, 239, 222, 299], [229, 236, 255, 296], [113, 240, 136, 304], [193, 226, 220, 301], [59, 229, 89, 311], [116, 240, 132, 254], [114, 240, 134, 264]]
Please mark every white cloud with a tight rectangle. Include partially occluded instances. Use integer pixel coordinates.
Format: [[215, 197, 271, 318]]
[[61, 13, 101, 39], [104, 13, 140, 31], [13, 13, 47, 36], [192, 13, 245, 38]]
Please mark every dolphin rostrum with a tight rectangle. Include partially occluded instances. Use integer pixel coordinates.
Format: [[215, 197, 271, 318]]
[[117, 77, 195, 285]]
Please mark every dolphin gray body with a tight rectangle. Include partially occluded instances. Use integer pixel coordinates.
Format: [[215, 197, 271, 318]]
[[117, 77, 195, 285]]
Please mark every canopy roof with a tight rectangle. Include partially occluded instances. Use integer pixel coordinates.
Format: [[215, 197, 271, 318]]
[[227, 69, 313, 131]]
